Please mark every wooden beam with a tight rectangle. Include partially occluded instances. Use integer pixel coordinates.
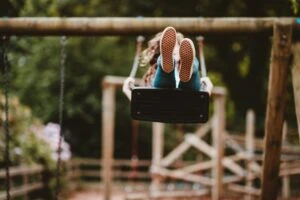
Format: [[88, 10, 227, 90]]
[[260, 20, 293, 200], [281, 122, 290, 200], [153, 167, 213, 186], [151, 189, 210, 199], [228, 184, 261, 196], [292, 43, 300, 143], [0, 17, 299, 36], [101, 83, 116, 200], [150, 122, 164, 192], [212, 93, 226, 200], [160, 142, 191, 167], [227, 133, 300, 155], [245, 110, 255, 200], [175, 153, 244, 175]]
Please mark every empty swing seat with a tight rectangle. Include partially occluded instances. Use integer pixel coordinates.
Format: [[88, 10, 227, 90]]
[[131, 88, 209, 123]]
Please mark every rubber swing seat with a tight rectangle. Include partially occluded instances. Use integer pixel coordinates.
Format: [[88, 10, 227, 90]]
[[131, 88, 209, 123]]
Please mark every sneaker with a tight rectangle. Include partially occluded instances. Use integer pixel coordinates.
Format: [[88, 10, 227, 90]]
[[160, 27, 177, 73], [179, 38, 195, 82]]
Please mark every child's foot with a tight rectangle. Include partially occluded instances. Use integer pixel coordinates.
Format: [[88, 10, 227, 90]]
[[160, 27, 177, 73], [179, 38, 195, 82]]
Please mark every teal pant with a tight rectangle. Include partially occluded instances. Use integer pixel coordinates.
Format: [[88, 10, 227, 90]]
[[152, 56, 201, 91]]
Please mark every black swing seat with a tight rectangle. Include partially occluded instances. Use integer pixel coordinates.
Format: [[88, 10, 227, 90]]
[[131, 88, 209, 123]]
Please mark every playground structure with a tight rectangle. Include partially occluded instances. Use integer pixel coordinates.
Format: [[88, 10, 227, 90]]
[[1, 17, 300, 200], [102, 76, 300, 200]]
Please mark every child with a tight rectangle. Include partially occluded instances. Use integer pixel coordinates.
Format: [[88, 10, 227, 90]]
[[123, 26, 213, 100]]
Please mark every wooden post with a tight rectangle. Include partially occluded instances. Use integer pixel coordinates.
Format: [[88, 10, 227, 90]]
[[260, 20, 293, 200], [281, 122, 290, 199], [292, 43, 300, 143], [212, 93, 226, 200], [245, 110, 255, 200], [22, 169, 29, 200], [102, 83, 116, 200], [151, 122, 164, 192]]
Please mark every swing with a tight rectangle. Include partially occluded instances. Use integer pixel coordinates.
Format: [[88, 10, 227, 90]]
[[131, 88, 209, 123], [125, 36, 210, 124]]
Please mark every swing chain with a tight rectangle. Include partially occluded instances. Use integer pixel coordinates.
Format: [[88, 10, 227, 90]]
[[55, 35, 67, 200], [1, 35, 11, 200]]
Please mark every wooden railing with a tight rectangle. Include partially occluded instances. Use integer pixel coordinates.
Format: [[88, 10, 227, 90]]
[[74, 158, 151, 184], [0, 165, 45, 200], [0, 158, 151, 199], [1, 155, 300, 199]]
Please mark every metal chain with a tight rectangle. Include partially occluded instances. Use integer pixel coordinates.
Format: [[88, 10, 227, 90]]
[[55, 35, 67, 200], [2, 35, 11, 200]]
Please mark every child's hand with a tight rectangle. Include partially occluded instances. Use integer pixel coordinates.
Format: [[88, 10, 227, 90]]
[[123, 77, 135, 101], [200, 77, 213, 96]]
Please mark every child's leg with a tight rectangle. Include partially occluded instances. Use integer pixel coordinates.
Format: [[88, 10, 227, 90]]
[[178, 58, 201, 91], [152, 27, 177, 88], [152, 56, 176, 88], [178, 38, 201, 91]]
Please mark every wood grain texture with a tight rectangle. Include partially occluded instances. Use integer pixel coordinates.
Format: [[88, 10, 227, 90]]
[[0, 17, 299, 36], [261, 20, 293, 200], [292, 43, 300, 144]]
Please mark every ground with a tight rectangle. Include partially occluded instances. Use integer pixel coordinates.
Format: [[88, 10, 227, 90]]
[[68, 188, 244, 200], [69, 189, 125, 200]]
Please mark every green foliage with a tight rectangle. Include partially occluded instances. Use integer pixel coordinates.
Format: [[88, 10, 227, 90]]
[[0, 91, 54, 168], [290, 0, 299, 14]]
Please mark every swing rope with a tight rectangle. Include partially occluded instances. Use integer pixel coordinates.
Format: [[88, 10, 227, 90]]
[[2, 35, 11, 200], [55, 36, 67, 200]]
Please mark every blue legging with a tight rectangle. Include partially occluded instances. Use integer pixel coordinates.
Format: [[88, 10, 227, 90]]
[[152, 55, 201, 91]]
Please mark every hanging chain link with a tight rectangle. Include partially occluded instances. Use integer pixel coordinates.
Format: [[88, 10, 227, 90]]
[[55, 35, 67, 200], [1, 35, 11, 200]]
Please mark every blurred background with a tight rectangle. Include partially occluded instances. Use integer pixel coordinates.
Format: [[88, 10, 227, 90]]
[[0, 0, 299, 177]]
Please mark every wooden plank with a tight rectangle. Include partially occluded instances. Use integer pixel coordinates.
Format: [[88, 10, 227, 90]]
[[151, 189, 210, 199], [223, 175, 244, 184], [125, 189, 210, 200], [195, 119, 212, 137], [160, 121, 212, 167], [261, 20, 293, 200], [113, 159, 151, 167], [150, 122, 164, 192], [80, 170, 150, 179], [153, 167, 213, 186], [186, 134, 216, 157], [177, 154, 244, 174], [212, 93, 226, 200], [226, 133, 300, 154], [280, 160, 300, 170], [0, 183, 44, 200], [101, 84, 116, 200], [0, 165, 44, 178], [282, 122, 290, 199], [23, 172, 29, 200], [292, 43, 300, 143], [160, 143, 191, 167], [280, 167, 300, 176], [245, 110, 255, 200], [74, 158, 151, 167], [0, 17, 299, 36], [228, 184, 261, 196]]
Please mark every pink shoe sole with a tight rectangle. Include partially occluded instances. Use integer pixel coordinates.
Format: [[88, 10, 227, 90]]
[[160, 27, 177, 73], [179, 38, 195, 82]]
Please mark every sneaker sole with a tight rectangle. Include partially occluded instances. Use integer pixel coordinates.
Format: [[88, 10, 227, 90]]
[[179, 39, 195, 82], [160, 27, 177, 73]]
